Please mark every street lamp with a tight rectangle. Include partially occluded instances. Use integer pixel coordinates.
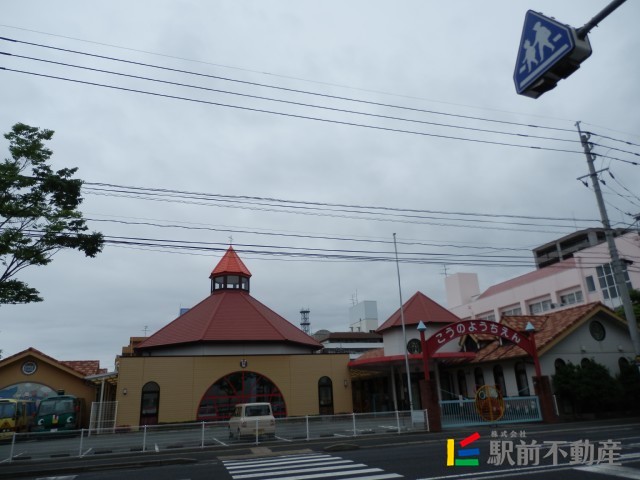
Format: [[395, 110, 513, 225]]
[[417, 321, 430, 381], [525, 321, 542, 378]]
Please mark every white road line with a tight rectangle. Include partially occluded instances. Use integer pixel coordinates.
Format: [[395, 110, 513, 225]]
[[575, 465, 640, 479], [233, 469, 385, 480], [211, 436, 228, 446], [232, 463, 370, 478], [225, 454, 332, 469], [224, 453, 403, 480], [228, 459, 353, 474], [36, 477, 78, 480]]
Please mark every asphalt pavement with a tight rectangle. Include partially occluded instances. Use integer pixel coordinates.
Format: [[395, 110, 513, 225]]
[[2, 416, 639, 479]]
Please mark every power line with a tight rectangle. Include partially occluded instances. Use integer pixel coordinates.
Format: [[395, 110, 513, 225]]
[[84, 182, 600, 223], [6, 65, 639, 168], [0, 35, 581, 134], [81, 184, 600, 234], [7, 65, 589, 155], [2, 51, 586, 146], [13, 227, 629, 269]]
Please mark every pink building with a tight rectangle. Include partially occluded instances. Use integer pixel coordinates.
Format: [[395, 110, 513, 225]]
[[446, 230, 640, 321]]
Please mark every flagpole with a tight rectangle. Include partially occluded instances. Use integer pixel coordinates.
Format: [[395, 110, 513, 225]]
[[393, 233, 414, 412]]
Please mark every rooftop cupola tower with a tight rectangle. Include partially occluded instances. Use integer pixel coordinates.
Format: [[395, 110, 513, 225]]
[[209, 246, 252, 293]]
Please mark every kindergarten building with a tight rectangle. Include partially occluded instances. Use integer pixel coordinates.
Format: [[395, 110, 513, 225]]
[[114, 246, 352, 426]]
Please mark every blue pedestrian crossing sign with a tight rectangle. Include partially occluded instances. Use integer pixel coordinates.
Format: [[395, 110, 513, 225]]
[[514, 10, 592, 98]]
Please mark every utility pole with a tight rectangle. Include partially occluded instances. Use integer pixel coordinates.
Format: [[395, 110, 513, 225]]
[[393, 233, 414, 412], [577, 122, 640, 357]]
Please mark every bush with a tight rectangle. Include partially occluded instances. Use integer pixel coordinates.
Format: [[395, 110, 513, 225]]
[[553, 360, 624, 414]]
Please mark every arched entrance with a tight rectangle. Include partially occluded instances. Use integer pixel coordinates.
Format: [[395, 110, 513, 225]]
[[139, 381, 160, 426], [418, 319, 552, 431], [197, 371, 287, 421], [318, 376, 334, 415]]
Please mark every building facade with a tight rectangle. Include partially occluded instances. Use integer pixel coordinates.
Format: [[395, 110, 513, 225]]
[[0, 348, 108, 427], [445, 230, 639, 321], [114, 246, 352, 426]]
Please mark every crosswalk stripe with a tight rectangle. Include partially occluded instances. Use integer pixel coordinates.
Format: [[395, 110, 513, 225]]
[[232, 464, 372, 479], [233, 463, 382, 479], [36, 477, 78, 480], [223, 453, 403, 480], [225, 454, 334, 469], [228, 459, 354, 474]]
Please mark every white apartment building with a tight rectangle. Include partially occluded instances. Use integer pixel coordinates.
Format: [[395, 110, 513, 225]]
[[446, 229, 640, 320]]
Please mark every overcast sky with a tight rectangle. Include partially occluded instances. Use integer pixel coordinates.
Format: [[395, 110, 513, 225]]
[[1, 1, 639, 370]]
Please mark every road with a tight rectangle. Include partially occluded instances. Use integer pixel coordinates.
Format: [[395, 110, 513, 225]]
[[9, 418, 640, 479]]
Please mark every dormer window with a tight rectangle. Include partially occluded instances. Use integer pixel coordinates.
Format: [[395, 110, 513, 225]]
[[211, 274, 250, 292], [209, 246, 253, 293]]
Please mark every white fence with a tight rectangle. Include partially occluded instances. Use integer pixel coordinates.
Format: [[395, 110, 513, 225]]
[[440, 396, 542, 428], [89, 401, 118, 435], [0, 410, 420, 463]]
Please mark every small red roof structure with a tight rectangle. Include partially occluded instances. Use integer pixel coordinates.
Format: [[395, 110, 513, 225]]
[[210, 246, 252, 278], [376, 291, 461, 333], [137, 246, 321, 351]]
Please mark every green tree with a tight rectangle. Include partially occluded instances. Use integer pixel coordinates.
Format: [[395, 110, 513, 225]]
[[0, 123, 104, 304], [553, 360, 623, 414], [615, 289, 640, 320]]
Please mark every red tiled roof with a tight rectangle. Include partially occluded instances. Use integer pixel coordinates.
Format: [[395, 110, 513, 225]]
[[355, 348, 385, 360], [376, 291, 461, 333], [478, 258, 577, 299], [471, 302, 615, 363], [137, 290, 321, 350], [210, 246, 252, 277], [0, 347, 104, 378], [61, 361, 106, 376]]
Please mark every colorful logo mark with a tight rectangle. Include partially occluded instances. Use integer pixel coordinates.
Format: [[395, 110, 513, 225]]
[[447, 432, 480, 467]]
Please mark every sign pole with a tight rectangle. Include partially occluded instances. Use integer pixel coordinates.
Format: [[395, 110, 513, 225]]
[[576, 0, 627, 38]]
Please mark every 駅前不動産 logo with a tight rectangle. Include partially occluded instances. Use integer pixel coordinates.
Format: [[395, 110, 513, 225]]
[[446, 430, 622, 467]]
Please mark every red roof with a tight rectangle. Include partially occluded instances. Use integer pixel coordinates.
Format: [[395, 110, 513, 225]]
[[470, 302, 619, 363], [210, 246, 252, 278], [0, 347, 104, 378], [136, 290, 321, 350], [61, 360, 107, 376], [376, 291, 461, 333]]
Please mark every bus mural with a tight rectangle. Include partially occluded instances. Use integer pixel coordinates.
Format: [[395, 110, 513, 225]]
[[0, 399, 36, 438], [32, 395, 85, 432]]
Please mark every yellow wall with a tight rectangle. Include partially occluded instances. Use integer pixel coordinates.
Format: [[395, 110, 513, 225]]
[[0, 354, 97, 426], [116, 354, 352, 426]]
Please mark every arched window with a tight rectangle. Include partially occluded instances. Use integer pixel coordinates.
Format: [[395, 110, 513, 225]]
[[514, 362, 530, 396], [140, 381, 160, 426], [474, 368, 485, 392], [554, 359, 566, 372], [0, 382, 56, 403], [197, 371, 286, 421], [318, 376, 334, 415], [493, 365, 507, 396], [457, 370, 468, 398]]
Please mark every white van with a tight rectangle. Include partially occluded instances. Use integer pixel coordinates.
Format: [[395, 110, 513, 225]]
[[228, 402, 276, 439]]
